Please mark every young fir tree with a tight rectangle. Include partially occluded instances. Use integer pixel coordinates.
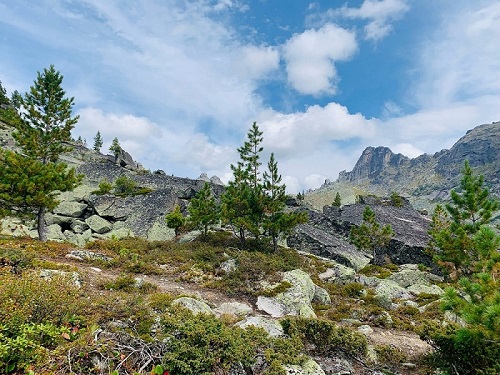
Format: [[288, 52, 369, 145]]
[[332, 192, 342, 207], [428, 160, 499, 277], [109, 137, 122, 159], [221, 122, 265, 244], [0, 80, 9, 106], [166, 205, 186, 236], [188, 182, 220, 236], [93, 131, 103, 152], [350, 206, 394, 258], [1, 66, 81, 241], [263, 153, 307, 252]]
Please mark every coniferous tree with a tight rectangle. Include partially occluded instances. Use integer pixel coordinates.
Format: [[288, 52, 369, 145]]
[[350, 206, 394, 258], [93, 131, 103, 153], [166, 205, 186, 236], [0, 80, 9, 106], [332, 192, 341, 207], [263, 153, 307, 252], [1, 66, 81, 241], [188, 182, 220, 236], [109, 137, 122, 159], [428, 160, 499, 276]]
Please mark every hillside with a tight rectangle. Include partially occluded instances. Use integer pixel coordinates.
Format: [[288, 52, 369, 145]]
[[305, 121, 500, 212]]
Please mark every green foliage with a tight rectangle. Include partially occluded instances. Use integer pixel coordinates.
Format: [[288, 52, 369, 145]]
[[93, 130, 103, 152], [429, 161, 499, 277], [221, 123, 307, 250], [109, 137, 122, 158], [166, 205, 186, 236], [1, 66, 81, 241], [349, 206, 394, 257], [281, 317, 368, 357], [113, 175, 137, 195], [423, 161, 500, 374], [0, 149, 81, 220], [188, 182, 220, 236], [390, 192, 404, 207], [161, 307, 270, 375], [93, 179, 113, 195], [332, 192, 342, 207], [0, 80, 9, 106]]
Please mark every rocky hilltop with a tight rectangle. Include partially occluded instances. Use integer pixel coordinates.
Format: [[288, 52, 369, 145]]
[[306, 121, 500, 212]]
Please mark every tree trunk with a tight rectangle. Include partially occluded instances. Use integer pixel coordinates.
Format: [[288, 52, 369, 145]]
[[272, 235, 278, 253], [37, 206, 47, 242]]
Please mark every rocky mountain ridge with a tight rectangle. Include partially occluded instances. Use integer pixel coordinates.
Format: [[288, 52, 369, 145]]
[[306, 121, 500, 212]]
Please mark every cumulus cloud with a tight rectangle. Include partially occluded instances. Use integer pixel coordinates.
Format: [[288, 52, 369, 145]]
[[283, 24, 357, 95], [391, 143, 424, 158], [234, 45, 280, 79], [257, 102, 376, 155], [338, 0, 409, 41]]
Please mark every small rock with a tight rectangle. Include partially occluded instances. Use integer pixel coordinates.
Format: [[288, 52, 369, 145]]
[[172, 297, 214, 315], [358, 325, 374, 335]]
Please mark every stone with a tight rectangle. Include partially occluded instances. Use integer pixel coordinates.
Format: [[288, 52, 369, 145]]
[[46, 224, 66, 241], [65, 250, 112, 262], [64, 231, 86, 247], [235, 316, 284, 337], [214, 302, 253, 317], [284, 358, 326, 375], [375, 279, 412, 301], [313, 286, 331, 304], [53, 201, 88, 217], [57, 185, 94, 202], [85, 215, 113, 234], [0, 217, 32, 237], [172, 297, 214, 315], [257, 270, 326, 318], [70, 220, 90, 233], [388, 268, 442, 288], [407, 284, 444, 296], [39, 269, 82, 288], [358, 325, 374, 335], [318, 263, 356, 283], [103, 227, 135, 240], [146, 218, 175, 242], [220, 258, 237, 273]]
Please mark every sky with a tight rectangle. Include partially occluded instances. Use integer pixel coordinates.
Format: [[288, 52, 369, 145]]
[[1, 0, 499, 193]]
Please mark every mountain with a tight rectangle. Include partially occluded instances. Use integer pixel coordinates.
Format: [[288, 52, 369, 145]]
[[305, 121, 500, 212]]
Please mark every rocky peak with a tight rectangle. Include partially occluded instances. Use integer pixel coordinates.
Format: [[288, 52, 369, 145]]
[[340, 146, 409, 183]]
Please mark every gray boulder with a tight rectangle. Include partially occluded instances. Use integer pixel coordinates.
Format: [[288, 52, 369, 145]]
[[172, 297, 214, 315], [284, 358, 326, 375], [85, 215, 112, 234], [388, 268, 442, 288], [235, 316, 284, 337], [46, 224, 66, 241], [214, 302, 253, 317], [53, 201, 88, 218], [407, 284, 444, 296]]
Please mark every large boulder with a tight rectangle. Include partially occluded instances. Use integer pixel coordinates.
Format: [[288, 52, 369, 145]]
[[85, 215, 112, 234], [256, 270, 330, 318], [53, 201, 88, 218], [284, 358, 325, 375], [172, 297, 214, 315], [235, 316, 284, 338]]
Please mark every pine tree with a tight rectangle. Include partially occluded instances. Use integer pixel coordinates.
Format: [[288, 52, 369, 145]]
[[2, 66, 81, 241], [93, 131, 103, 153], [188, 182, 220, 236], [109, 137, 122, 159], [350, 206, 394, 258], [428, 160, 499, 276], [263, 153, 307, 252], [332, 192, 341, 207], [221, 122, 265, 244], [166, 205, 186, 236], [0, 80, 9, 106]]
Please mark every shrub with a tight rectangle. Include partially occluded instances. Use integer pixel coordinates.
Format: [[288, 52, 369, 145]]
[[93, 180, 112, 195], [113, 175, 137, 195]]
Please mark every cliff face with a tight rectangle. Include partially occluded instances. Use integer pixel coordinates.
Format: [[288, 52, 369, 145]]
[[308, 121, 500, 211]]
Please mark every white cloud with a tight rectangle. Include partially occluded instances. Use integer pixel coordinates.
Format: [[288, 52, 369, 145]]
[[178, 133, 235, 171], [391, 143, 424, 158], [414, 2, 500, 108], [235, 45, 280, 79], [338, 0, 409, 41], [258, 102, 376, 156], [283, 24, 357, 95]]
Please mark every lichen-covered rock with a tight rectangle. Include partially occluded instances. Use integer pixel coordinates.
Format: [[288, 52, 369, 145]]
[[388, 268, 442, 288], [64, 231, 86, 247], [70, 219, 89, 233], [318, 263, 356, 283], [172, 297, 214, 315], [256, 270, 329, 318], [235, 316, 284, 337], [284, 358, 325, 375], [65, 250, 112, 262], [407, 284, 444, 296], [313, 285, 331, 304], [103, 227, 135, 240], [146, 218, 175, 242], [214, 302, 253, 317], [0, 217, 31, 237], [46, 224, 66, 241], [53, 201, 88, 218], [85, 215, 112, 234]]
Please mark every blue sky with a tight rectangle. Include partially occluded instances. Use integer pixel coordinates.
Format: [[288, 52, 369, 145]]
[[1, 0, 499, 193]]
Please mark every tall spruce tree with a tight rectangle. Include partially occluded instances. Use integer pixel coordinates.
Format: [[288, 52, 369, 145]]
[[109, 137, 122, 159], [332, 192, 341, 207], [188, 182, 220, 236], [1, 66, 81, 241], [350, 206, 394, 258], [93, 131, 103, 152]]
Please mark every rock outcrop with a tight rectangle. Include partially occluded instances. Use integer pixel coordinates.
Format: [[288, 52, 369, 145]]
[[307, 121, 500, 212]]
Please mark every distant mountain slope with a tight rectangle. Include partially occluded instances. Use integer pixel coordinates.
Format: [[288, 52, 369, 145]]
[[305, 121, 500, 212]]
